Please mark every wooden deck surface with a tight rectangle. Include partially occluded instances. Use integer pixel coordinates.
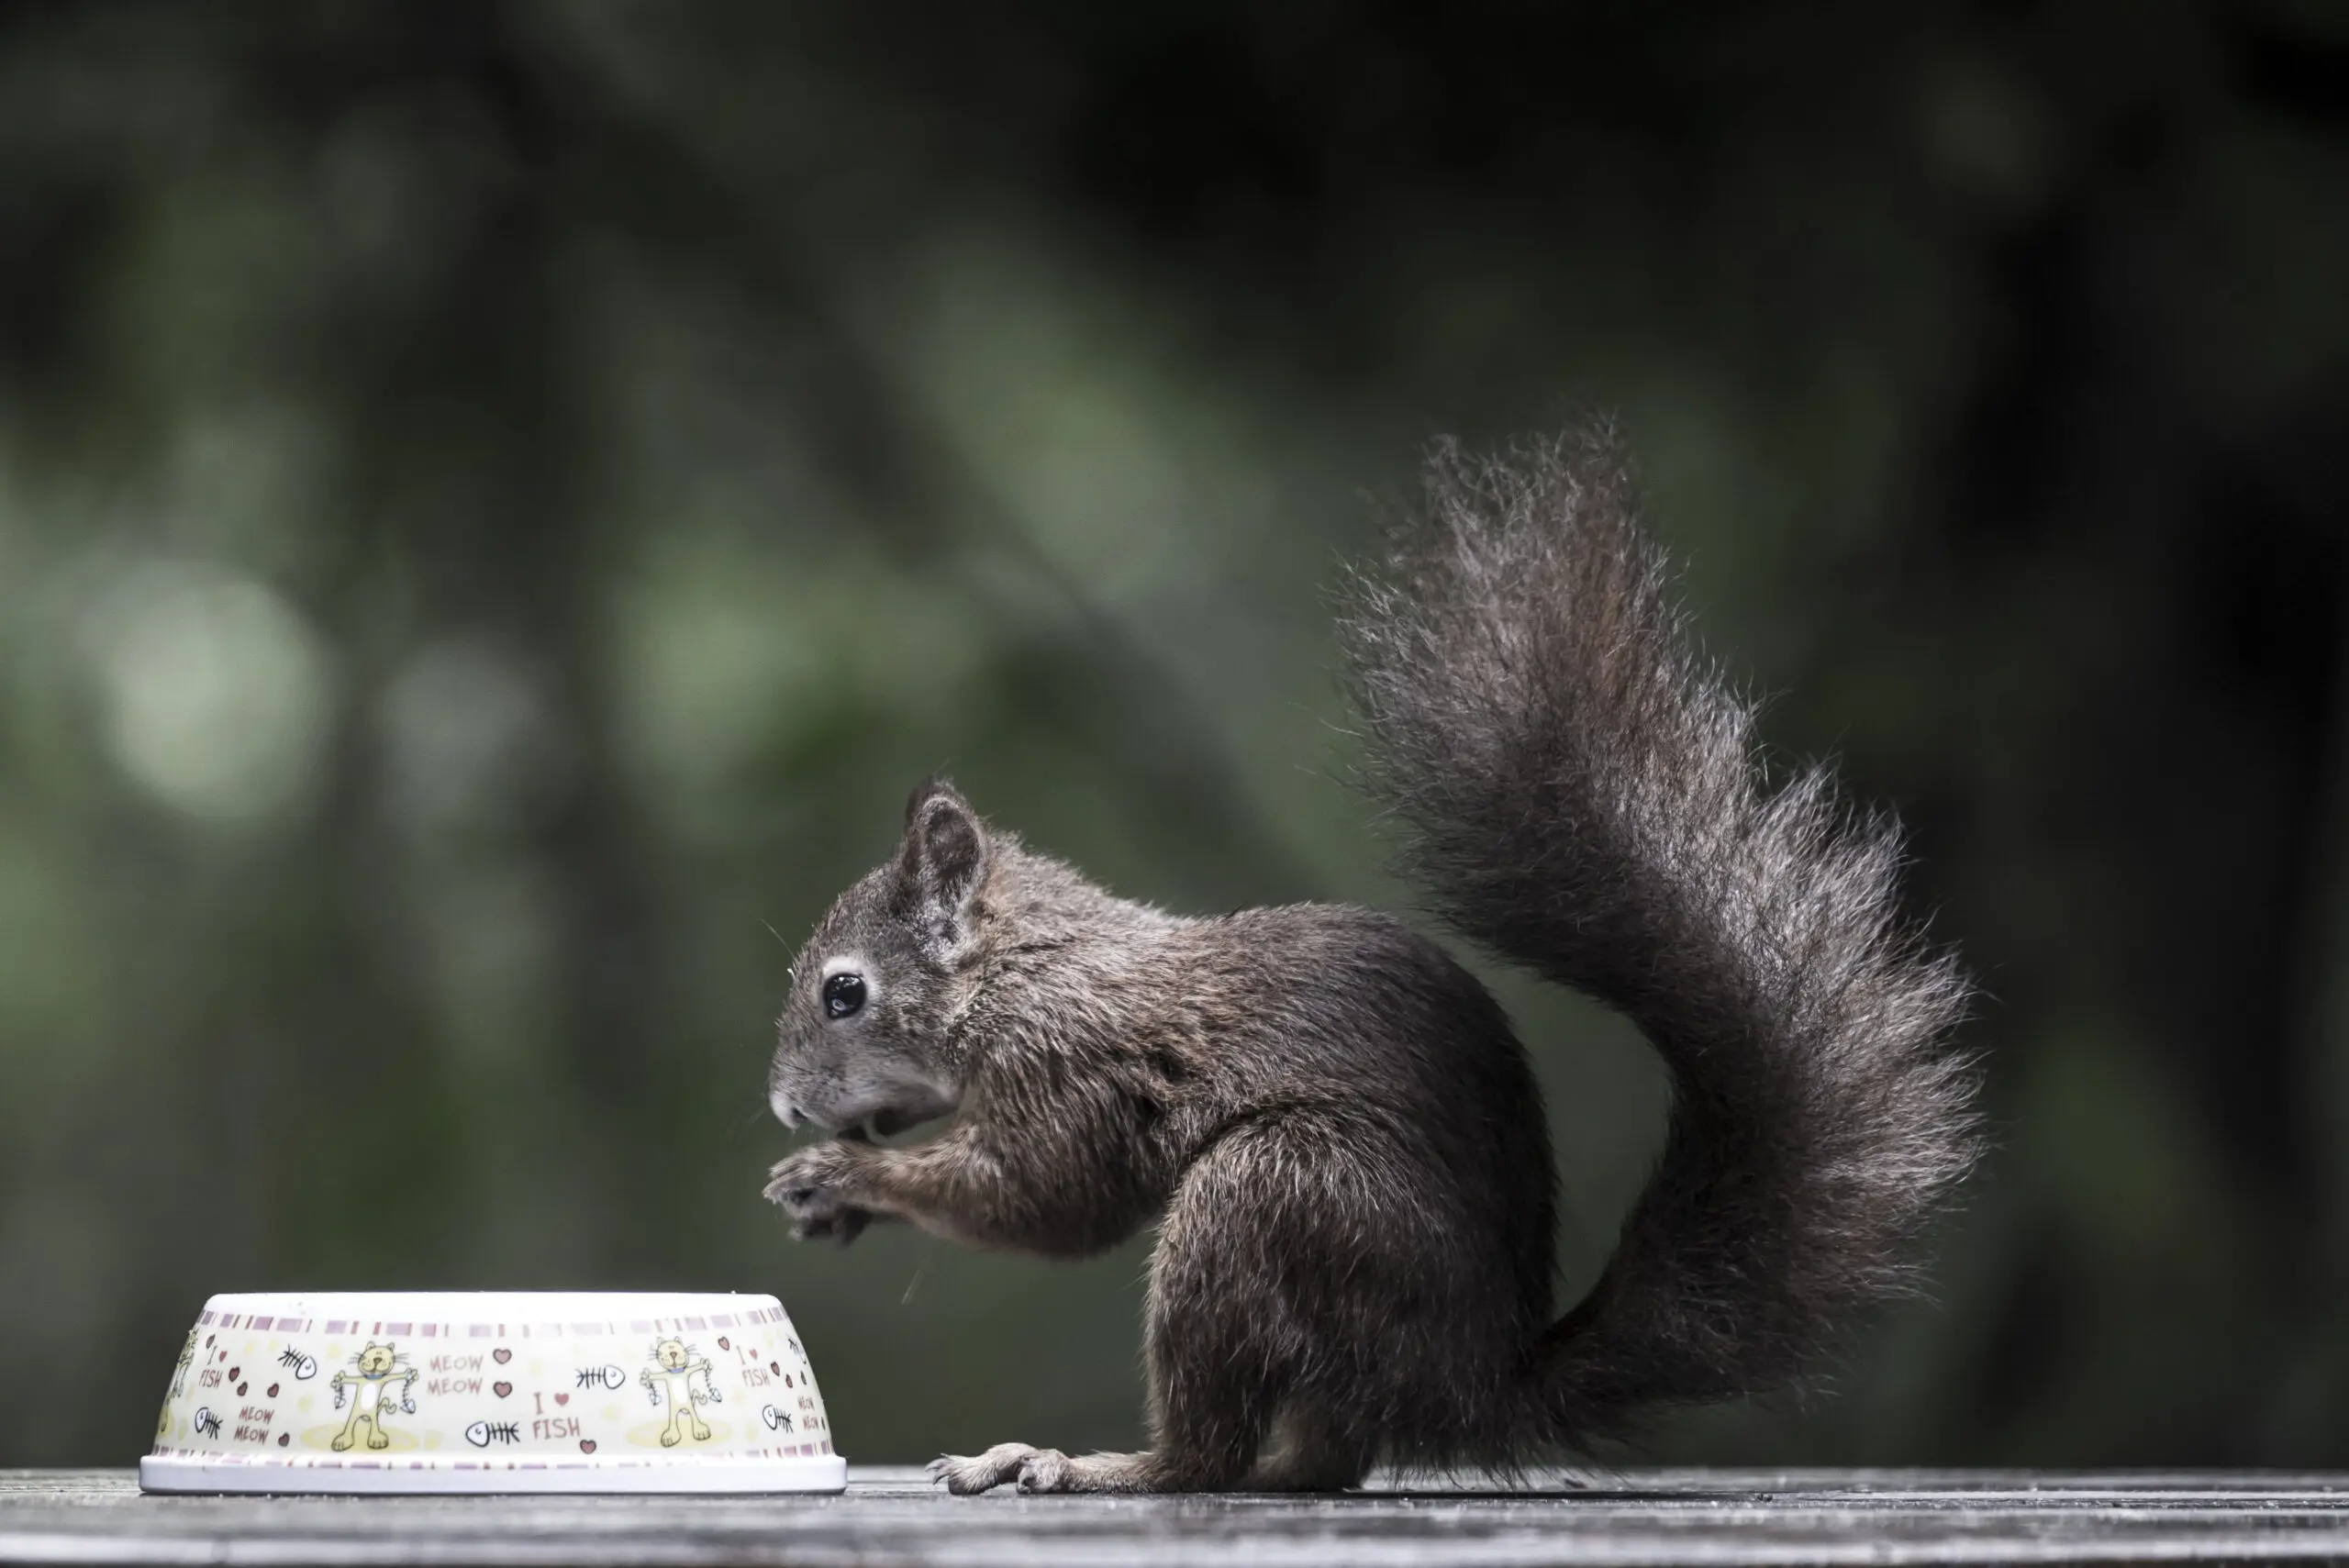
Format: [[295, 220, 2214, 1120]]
[[10, 1466, 2349, 1565]]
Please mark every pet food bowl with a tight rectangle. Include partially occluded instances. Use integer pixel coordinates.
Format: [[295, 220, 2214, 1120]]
[[140, 1292, 844, 1494]]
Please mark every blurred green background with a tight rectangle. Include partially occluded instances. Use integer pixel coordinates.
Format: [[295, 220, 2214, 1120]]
[[3, 0, 2347, 1470]]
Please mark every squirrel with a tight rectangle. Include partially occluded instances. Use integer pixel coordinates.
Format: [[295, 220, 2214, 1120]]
[[763, 423, 1980, 1494]]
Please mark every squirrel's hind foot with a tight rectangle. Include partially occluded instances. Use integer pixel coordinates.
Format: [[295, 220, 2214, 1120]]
[[930, 1445, 1196, 1494], [928, 1442, 1038, 1495]]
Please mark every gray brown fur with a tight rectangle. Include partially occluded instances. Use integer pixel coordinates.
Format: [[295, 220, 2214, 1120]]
[[764, 424, 1980, 1494]]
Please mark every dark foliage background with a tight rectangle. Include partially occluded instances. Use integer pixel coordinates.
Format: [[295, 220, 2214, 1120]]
[[2, 0, 2345, 1468]]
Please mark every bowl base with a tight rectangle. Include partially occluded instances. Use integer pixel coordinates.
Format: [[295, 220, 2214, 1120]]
[[139, 1452, 847, 1496]]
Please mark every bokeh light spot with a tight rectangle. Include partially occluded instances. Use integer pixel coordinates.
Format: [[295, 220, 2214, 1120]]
[[82, 564, 335, 826]]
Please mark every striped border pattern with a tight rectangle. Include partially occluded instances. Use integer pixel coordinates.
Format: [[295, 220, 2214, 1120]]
[[195, 1305, 794, 1338], [147, 1439, 837, 1465]]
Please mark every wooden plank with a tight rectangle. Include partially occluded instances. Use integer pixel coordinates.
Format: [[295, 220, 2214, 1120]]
[[7, 1468, 2349, 1565]]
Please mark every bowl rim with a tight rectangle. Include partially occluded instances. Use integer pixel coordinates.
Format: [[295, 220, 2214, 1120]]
[[199, 1291, 784, 1318]]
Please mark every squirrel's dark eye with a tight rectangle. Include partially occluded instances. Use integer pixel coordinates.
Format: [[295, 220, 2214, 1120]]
[[821, 973, 866, 1019]]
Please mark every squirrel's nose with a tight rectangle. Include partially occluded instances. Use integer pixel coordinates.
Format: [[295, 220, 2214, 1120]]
[[768, 1086, 801, 1129]]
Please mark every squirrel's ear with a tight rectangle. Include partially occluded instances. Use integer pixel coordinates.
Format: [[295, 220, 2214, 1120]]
[[896, 777, 988, 962]]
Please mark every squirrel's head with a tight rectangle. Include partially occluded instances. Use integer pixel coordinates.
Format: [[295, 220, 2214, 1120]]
[[769, 778, 988, 1138]]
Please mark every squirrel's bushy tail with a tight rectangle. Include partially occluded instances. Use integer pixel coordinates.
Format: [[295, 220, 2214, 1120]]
[[1341, 424, 1979, 1449]]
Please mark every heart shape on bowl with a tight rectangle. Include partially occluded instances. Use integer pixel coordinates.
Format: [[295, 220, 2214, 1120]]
[[493, 1348, 512, 1365], [493, 1381, 512, 1399], [579, 1440, 597, 1454]]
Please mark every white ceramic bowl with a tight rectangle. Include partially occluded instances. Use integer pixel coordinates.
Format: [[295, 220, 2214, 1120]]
[[140, 1292, 843, 1494]]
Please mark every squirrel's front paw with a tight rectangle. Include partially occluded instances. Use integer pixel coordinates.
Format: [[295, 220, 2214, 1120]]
[[764, 1143, 874, 1244]]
